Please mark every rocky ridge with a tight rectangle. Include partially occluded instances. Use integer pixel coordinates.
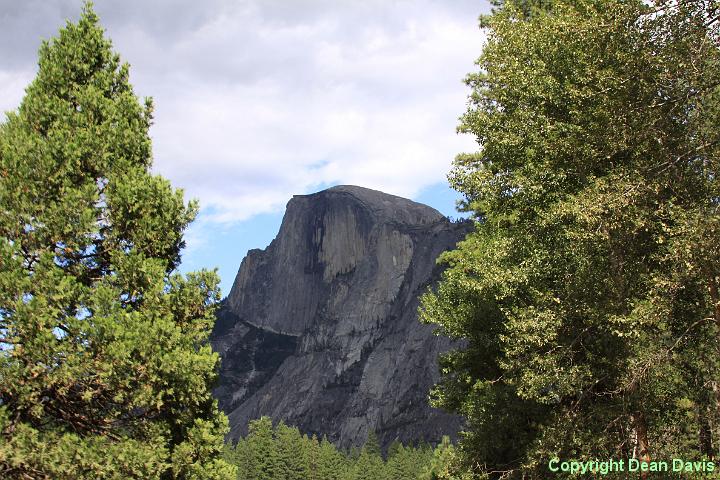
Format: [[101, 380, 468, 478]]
[[212, 185, 470, 449]]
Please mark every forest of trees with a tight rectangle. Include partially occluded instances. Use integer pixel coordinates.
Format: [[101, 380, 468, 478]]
[[1, 0, 718, 478], [222, 417, 459, 480]]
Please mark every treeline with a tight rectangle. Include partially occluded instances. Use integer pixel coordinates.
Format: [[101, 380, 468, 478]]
[[223, 417, 460, 480]]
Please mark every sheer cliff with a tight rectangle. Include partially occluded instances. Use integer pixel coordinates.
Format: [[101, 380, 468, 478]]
[[211, 185, 470, 449]]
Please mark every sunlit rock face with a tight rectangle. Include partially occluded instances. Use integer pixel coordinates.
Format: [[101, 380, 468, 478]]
[[212, 185, 470, 449]]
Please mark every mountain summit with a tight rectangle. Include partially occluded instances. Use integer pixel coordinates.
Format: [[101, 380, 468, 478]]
[[212, 185, 469, 449]]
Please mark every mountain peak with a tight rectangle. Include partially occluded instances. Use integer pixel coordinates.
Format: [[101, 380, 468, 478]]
[[213, 187, 469, 450], [289, 185, 445, 226]]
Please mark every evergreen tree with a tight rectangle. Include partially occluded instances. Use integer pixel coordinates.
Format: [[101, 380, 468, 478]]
[[387, 442, 425, 480], [274, 421, 308, 480], [245, 417, 279, 480], [421, 0, 720, 477], [316, 436, 345, 480], [224, 419, 445, 480], [226, 438, 252, 480], [362, 431, 381, 458], [0, 3, 234, 478], [353, 432, 386, 480], [303, 433, 321, 480]]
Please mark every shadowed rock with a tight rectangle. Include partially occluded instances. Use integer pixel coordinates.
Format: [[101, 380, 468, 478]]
[[212, 185, 471, 449]]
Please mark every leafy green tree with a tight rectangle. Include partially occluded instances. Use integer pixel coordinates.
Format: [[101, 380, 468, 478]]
[[0, 3, 234, 478], [485, 0, 556, 20], [420, 436, 466, 480], [421, 0, 720, 477]]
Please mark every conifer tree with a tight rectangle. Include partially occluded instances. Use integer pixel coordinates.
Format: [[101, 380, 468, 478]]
[[387, 443, 423, 480], [275, 421, 308, 480], [0, 3, 234, 478], [224, 419, 446, 480], [245, 417, 280, 480], [353, 432, 386, 480], [316, 436, 345, 480], [226, 438, 252, 480], [363, 431, 381, 458], [303, 433, 321, 480]]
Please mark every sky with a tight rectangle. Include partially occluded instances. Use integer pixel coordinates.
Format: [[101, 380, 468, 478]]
[[1, 0, 490, 295]]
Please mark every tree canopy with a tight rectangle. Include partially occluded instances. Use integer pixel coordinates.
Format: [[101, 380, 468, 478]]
[[223, 417, 452, 480], [421, 0, 720, 477], [0, 4, 234, 478]]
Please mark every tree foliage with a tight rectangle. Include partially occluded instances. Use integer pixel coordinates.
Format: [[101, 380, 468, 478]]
[[421, 0, 720, 477], [224, 417, 452, 480], [0, 4, 234, 478]]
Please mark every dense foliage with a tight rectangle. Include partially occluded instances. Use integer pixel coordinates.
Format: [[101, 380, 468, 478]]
[[421, 0, 720, 478], [0, 4, 234, 478], [224, 417, 462, 480]]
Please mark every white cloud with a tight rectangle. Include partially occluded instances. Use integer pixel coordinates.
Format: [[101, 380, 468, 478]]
[[0, 70, 33, 117], [1, 0, 489, 224]]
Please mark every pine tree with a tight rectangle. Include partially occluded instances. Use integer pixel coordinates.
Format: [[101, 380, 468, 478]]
[[387, 442, 423, 480], [226, 438, 252, 480], [224, 422, 447, 480], [303, 433, 321, 480], [353, 432, 386, 480], [316, 436, 345, 480], [275, 421, 308, 480], [245, 417, 279, 480], [0, 3, 234, 478]]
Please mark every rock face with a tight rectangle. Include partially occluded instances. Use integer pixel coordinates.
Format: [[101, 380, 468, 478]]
[[212, 185, 470, 449]]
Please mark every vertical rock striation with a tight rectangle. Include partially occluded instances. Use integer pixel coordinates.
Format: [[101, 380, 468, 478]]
[[212, 185, 470, 449]]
